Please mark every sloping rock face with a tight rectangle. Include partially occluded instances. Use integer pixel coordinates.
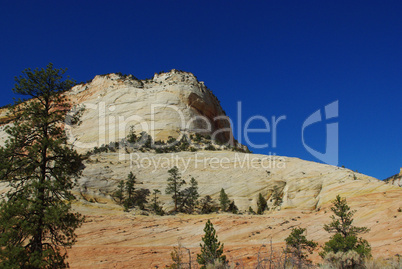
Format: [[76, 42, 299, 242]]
[[67, 152, 402, 268], [76, 151, 398, 212], [62, 70, 236, 153]]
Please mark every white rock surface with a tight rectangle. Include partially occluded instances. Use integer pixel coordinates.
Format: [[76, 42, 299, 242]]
[[76, 151, 397, 211], [62, 70, 234, 153]]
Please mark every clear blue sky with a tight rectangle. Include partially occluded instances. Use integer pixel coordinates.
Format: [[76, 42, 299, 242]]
[[0, 1, 401, 179]]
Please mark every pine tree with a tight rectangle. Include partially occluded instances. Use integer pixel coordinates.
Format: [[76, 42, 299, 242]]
[[0, 63, 83, 268], [197, 220, 227, 268], [285, 227, 317, 269], [165, 166, 185, 213], [257, 193, 268, 214], [132, 188, 150, 210], [187, 177, 199, 209], [180, 177, 199, 213], [228, 200, 238, 214], [199, 195, 218, 214], [151, 189, 164, 216], [126, 126, 137, 143], [320, 195, 371, 260], [123, 172, 136, 211], [219, 188, 230, 212], [126, 172, 136, 200], [113, 180, 125, 205]]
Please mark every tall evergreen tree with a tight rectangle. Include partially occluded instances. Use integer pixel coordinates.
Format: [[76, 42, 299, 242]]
[[165, 166, 185, 213], [320, 195, 371, 259], [123, 172, 136, 211], [126, 172, 136, 200], [219, 188, 230, 212], [197, 220, 227, 268], [0, 64, 83, 268]]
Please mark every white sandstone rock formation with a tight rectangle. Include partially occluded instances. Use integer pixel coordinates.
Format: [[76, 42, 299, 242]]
[[0, 69, 399, 213], [63, 70, 238, 153]]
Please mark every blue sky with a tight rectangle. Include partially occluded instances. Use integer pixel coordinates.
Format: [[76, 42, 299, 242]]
[[0, 1, 401, 179]]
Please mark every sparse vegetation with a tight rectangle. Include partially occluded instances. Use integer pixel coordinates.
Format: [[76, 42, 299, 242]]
[[112, 172, 150, 212], [169, 243, 185, 269], [86, 128, 249, 156]]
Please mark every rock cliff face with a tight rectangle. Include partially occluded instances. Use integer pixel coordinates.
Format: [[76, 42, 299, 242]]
[[62, 70, 236, 153]]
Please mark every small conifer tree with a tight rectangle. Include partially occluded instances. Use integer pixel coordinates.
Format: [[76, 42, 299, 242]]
[[151, 189, 164, 215], [197, 220, 227, 268], [113, 180, 125, 205], [228, 201, 238, 214], [219, 188, 230, 212], [257, 193, 268, 214], [320, 195, 371, 261], [285, 227, 317, 268]]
